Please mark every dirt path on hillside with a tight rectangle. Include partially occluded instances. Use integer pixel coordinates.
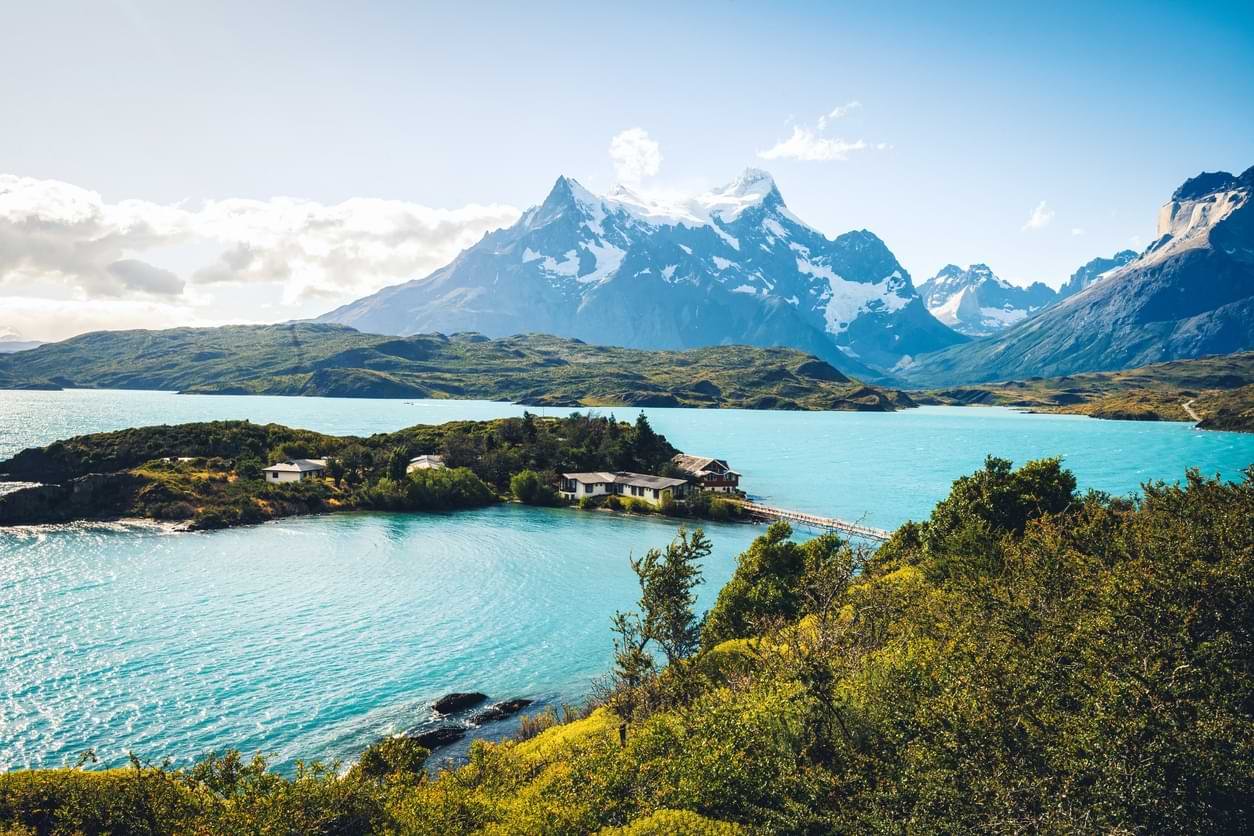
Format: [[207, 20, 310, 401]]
[[1182, 398, 1201, 423]]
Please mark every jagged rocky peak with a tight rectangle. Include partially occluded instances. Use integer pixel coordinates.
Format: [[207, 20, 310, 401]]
[[918, 263, 1058, 337], [1057, 250, 1138, 299], [721, 167, 780, 200], [318, 167, 967, 377], [1150, 165, 1252, 265], [1170, 168, 1253, 202]]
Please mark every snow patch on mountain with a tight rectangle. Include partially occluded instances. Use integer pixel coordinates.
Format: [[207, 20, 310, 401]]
[[319, 167, 967, 374], [919, 263, 1056, 336]]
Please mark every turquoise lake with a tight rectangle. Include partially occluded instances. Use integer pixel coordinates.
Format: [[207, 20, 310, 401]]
[[2, 389, 1252, 772]]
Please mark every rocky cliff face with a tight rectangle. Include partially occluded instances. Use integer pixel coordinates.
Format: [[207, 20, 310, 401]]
[[898, 166, 1254, 386], [318, 170, 965, 379], [1056, 250, 1138, 300]]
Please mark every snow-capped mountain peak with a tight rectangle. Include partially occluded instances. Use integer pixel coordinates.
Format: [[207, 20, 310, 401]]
[[318, 169, 966, 375], [918, 263, 1057, 337]]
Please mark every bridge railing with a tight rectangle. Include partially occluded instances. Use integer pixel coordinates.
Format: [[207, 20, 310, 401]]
[[729, 500, 891, 542]]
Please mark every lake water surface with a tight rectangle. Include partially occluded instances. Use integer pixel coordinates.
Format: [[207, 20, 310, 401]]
[[2, 389, 1252, 771]]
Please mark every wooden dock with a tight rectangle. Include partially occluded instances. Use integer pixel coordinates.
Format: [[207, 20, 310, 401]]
[[731, 500, 891, 542]]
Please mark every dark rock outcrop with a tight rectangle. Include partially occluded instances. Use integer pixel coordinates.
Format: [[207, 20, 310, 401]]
[[432, 692, 488, 714], [469, 698, 534, 725], [411, 726, 466, 749]]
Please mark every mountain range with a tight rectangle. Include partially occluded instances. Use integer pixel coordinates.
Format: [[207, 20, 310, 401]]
[[3, 165, 1250, 396], [318, 170, 965, 379], [916, 251, 1138, 338], [899, 166, 1254, 385]]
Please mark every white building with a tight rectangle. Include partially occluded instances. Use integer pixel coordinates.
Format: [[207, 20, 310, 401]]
[[263, 458, 327, 483], [559, 471, 690, 507], [407, 454, 446, 473]]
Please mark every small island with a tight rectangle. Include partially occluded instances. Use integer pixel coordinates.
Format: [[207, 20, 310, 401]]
[[0, 413, 749, 530]]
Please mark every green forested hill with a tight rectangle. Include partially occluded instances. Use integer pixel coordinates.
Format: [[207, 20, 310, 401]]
[[0, 323, 913, 412]]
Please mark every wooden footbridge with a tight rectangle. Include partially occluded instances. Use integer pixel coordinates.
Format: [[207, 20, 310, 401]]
[[731, 500, 891, 543]]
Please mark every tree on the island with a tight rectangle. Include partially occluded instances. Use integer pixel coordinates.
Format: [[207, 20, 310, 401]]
[[386, 447, 410, 482], [439, 430, 478, 468], [236, 455, 263, 481], [629, 412, 672, 470], [325, 456, 345, 488], [510, 469, 558, 505]]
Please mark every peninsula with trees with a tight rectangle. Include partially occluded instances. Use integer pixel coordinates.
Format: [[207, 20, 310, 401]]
[[0, 412, 745, 530]]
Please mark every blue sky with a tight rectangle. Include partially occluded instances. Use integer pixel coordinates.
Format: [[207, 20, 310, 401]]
[[2, 0, 1252, 340]]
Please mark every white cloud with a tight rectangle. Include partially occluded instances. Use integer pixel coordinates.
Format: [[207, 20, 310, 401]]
[[608, 128, 662, 184], [757, 127, 869, 162], [0, 296, 237, 342], [1071, 227, 1086, 236], [817, 100, 861, 130], [0, 173, 521, 338], [1021, 201, 1055, 231], [759, 100, 885, 162]]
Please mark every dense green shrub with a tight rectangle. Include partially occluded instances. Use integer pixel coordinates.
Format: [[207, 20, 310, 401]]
[[509, 469, 558, 505], [351, 738, 429, 782], [235, 454, 263, 481], [682, 491, 742, 522], [355, 468, 496, 512], [0, 753, 389, 835], [701, 522, 850, 648]]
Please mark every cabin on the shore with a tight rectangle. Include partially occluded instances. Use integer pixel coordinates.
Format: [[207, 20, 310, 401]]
[[263, 458, 327, 483], [671, 454, 741, 493], [407, 454, 446, 473], [559, 471, 690, 507]]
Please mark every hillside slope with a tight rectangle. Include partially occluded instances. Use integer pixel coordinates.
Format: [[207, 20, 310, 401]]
[[0, 323, 914, 412], [918, 351, 1254, 431]]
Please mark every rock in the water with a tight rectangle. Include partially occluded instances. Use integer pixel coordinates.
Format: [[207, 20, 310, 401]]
[[432, 691, 488, 713], [469, 698, 534, 725], [411, 726, 465, 749]]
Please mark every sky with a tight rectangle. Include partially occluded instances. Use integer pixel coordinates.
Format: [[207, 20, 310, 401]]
[[2, 0, 1252, 342]]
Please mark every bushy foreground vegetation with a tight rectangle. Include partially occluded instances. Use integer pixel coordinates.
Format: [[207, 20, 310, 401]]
[[2, 459, 1250, 834]]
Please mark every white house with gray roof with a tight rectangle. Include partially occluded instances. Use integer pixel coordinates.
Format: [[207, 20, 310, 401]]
[[559, 471, 690, 507], [263, 458, 327, 483]]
